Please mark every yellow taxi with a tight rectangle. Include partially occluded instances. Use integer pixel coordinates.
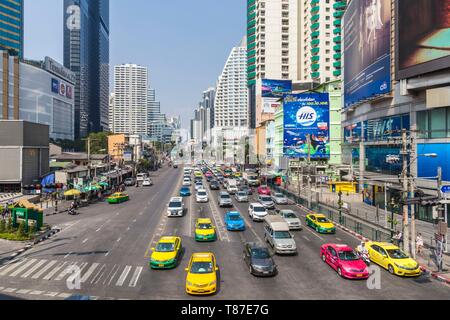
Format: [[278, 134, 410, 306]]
[[194, 218, 217, 242], [305, 213, 336, 234], [194, 170, 203, 178], [150, 236, 182, 269], [185, 252, 219, 295], [366, 242, 421, 277]]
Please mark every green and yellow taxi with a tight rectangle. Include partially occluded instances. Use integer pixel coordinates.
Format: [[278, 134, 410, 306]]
[[107, 192, 129, 204], [194, 218, 217, 242], [366, 242, 421, 277], [306, 213, 336, 234], [185, 252, 219, 295], [150, 236, 182, 269]]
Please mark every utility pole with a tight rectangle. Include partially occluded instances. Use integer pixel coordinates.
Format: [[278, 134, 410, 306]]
[[401, 128, 410, 254], [87, 137, 91, 180], [297, 157, 301, 196], [307, 134, 312, 208], [410, 136, 416, 259]]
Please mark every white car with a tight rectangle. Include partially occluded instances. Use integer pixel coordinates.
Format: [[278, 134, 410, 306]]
[[167, 197, 184, 217], [183, 178, 191, 186], [194, 182, 204, 191], [248, 203, 268, 222], [196, 189, 209, 203], [142, 178, 153, 186]]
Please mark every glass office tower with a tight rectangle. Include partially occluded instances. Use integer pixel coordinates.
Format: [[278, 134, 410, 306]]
[[0, 0, 23, 58]]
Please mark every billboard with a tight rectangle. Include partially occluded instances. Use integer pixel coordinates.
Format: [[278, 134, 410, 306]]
[[262, 98, 282, 114], [396, 0, 450, 80], [262, 79, 292, 98], [343, 0, 391, 108], [283, 93, 330, 159]]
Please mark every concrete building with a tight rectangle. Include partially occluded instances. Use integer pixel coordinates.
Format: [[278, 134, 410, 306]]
[[111, 64, 149, 136], [63, 0, 110, 138], [1, 52, 75, 140], [0, 121, 50, 192], [0, 0, 24, 58]]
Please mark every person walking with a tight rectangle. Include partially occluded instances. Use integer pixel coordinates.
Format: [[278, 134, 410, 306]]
[[416, 233, 424, 255]]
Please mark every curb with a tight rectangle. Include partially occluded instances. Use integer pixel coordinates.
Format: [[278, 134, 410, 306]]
[[419, 265, 450, 285]]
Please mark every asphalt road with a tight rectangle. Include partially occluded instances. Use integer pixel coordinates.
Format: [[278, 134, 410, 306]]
[[0, 166, 449, 300]]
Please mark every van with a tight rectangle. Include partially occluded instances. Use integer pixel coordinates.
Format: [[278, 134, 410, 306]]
[[263, 215, 297, 255], [136, 173, 147, 182]]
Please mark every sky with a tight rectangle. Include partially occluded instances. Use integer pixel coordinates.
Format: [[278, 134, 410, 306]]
[[24, 0, 246, 129]]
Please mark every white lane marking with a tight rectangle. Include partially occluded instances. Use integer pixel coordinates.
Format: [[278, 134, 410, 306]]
[[30, 290, 44, 295], [3, 288, 17, 293], [133, 219, 137, 223], [106, 265, 120, 286], [104, 251, 110, 257], [64, 252, 73, 259], [81, 263, 99, 283], [96, 219, 111, 232], [58, 293, 71, 298], [116, 237, 121, 242], [303, 235, 311, 242], [44, 292, 59, 297], [57, 220, 81, 234], [16, 289, 31, 295], [126, 227, 130, 231], [115, 266, 132, 287], [82, 238, 89, 244], [91, 264, 107, 284], [304, 226, 326, 241], [0, 259, 29, 276], [43, 261, 67, 280], [116, 212, 119, 216], [9, 259, 37, 277], [336, 237, 342, 241], [54, 262, 88, 281], [32, 260, 57, 279], [21, 259, 48, 278], [128, 266, 143, 287]]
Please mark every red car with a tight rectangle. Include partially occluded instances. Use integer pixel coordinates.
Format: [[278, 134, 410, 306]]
[[320, 244, 369, 279], [257, 185, 271, 195]]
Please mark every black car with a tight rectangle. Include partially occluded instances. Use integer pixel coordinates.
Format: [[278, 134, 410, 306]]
[[124, 177, 136, 186], [210, 181, 220, 190], [243, 243, 277, 277], [240, 186, 253, 195], [206, 175, 214, 182]]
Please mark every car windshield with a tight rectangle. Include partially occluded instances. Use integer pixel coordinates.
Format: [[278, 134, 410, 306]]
[[169, 201, 182, 208], [387, 249, 409, 259], [338, 250, 359, 261], [317, 217, 328, 223], [221, 195, 230, 199], [198, 223, 213, 229], [251, 248, 271, 259], [198, 192, 207, 196], [254, 207, 266, 212], [274, 231, 292, 239], [181, 188, 189, 192], [275, 194, 284, 198], [156, 243, 174, 252], [261, 197, 272, 201], [190, 262, 213, 274], [228, 215, 241, 221], [238, 192, 246, 196], [283, 212, 297, 219]]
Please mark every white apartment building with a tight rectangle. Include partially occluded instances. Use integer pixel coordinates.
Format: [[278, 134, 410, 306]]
[[111, 64, 149, 135], [108, 93, 115, 133]]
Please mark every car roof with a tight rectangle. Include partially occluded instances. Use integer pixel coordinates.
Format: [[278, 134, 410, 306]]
[[370, 242, 399, 249], [227, 211, 241, 216], [170, 196, 183, 201], [191, 252, 214, 262], [326, 244, 353, 251], [280, 209, 294, 213], [197, 218, 212, 224], [219, 191, 230, 195], [159, 236, 179, 243], [246, 242, 267, 250], [251, 203, 264, 207], [310, 213, 326, 218]]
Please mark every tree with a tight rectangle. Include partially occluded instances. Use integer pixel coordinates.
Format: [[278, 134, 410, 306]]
[[86, 132, 111, 154], [0, 219, 6, 233], [17, 221, 27, 237]]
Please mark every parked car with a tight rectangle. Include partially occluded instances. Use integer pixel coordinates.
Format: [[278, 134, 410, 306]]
[[257, 185, 271, 196], [243, 242, 277, 277], [272, 193, 288, 205]]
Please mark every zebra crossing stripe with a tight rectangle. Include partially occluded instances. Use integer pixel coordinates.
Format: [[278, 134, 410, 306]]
[[128, 267, 143, 287], [91, 264, 107, 284], [31, 260, 57, 279], [0, 259, 29, 276], [43, 261, 67, 280], [81, 263, 99, 283], [115, 265, 132, 287], [9, 259, 37, 277], [21, 260, 48, 278]]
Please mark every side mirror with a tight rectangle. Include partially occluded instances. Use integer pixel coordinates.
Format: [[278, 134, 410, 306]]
[[215, 267, 219, 271], [185, 268, 189, 272], [151, 247, 155, 252]]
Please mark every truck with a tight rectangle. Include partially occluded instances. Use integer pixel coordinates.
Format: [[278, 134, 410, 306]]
[[226, 178, 238, 194], [243, 171, 260, 187]]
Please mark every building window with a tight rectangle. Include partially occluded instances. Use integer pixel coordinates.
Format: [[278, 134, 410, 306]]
[[417, 111, 428, 138], [430, 108, 447, 138]]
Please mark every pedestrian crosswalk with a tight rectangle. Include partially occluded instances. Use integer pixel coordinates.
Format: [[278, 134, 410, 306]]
[[0, 258, 145, 289]]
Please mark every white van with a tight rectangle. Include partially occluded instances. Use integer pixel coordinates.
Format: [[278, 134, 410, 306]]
[[226, 179, 238, 194], [263, 215, 297, 255]]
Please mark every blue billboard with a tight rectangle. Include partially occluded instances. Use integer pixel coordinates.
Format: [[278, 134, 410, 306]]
[[418, 143, 450, 181], [262, 79, 292, 98], [283, 93, 330, 159], [343, 0, 391, 108]]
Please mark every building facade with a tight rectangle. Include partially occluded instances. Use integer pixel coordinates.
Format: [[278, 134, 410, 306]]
[[0, 0, 23, 58], [0, 52, 75, 140], [63, 0, 109, 138]]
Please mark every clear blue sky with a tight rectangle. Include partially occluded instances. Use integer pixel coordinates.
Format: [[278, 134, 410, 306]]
[[24, 0, 246, 129]]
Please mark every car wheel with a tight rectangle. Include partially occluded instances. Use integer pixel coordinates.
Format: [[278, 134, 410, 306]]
[[249, 266, 253, 275], [337, 268, 343, 277], [388, 264, 395, 275], [322, 254, 326, 263]]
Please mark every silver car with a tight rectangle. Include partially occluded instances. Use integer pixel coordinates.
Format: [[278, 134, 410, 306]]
[[277, 209, 302, 230], [218, 192, 233, 207], [235, 191, 249, 203], [258, 195, 275, 210], [272, 193, 288, 205]]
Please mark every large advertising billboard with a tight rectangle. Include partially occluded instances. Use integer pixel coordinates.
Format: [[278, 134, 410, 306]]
[[262, 79, 292, 98], [343, 0, 391, 108], [396, 0, 450, 80], [283, 93, 330, 159]]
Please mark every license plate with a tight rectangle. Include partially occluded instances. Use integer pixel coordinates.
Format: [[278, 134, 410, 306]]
[[357, 274, 363, 277], [263, 271, 270, 274], [159, 264, 164, 267]]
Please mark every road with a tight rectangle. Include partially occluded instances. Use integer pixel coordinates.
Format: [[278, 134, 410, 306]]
[[0, 166, 449, 300]]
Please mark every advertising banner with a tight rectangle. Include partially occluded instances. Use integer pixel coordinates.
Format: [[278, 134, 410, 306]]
[[262, 79, 292, 98], [51, 78, 59, 94], [283, 93, 330, 159], [262, 97, 282, 114], [396, 0, 450, 79], [343, 0, 391, 108]]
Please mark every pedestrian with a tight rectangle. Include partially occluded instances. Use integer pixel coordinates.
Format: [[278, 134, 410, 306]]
[[416, 233, 424, 255]]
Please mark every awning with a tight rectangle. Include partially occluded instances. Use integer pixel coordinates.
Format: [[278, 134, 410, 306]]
[[64, 189, 81, 197]]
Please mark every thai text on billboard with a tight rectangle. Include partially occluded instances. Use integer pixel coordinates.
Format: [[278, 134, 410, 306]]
[[283, 93, 330, 159], [343, 0, 391, 108]]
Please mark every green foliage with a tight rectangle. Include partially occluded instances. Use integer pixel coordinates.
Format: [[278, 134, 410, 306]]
[[86, 132, 112, 154], [0, 219, 5, 233], [6, 217, 14, 233], [17, 221, 27, 237], [28, 222, 38, 237]]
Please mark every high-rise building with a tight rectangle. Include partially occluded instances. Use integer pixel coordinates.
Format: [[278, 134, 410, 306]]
[[299, 0, 346, 83], [112, 64, 148, 135], [63, 0, 109, 138], [0, 0, 23, 58], [108, 93, 115, 132]]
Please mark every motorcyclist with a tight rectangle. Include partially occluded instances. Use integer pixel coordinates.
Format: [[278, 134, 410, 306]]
[[356, 241, 369, 255]]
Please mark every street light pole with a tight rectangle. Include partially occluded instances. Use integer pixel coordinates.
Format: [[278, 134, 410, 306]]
[[307, 134, 312, 209], [401, 129, 410, 254]]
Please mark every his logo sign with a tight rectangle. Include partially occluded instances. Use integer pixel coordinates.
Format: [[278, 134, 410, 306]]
[[296, 107, 317, 127]]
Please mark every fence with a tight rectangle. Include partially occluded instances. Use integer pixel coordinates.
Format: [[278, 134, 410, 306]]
[[269, 183, 392, 243]]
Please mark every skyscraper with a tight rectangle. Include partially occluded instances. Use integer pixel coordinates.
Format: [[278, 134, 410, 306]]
[[63, 0, 109, 139], [0, 0, 23, 58]]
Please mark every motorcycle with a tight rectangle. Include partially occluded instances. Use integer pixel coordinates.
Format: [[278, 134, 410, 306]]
[[356, 249, 371, 266], [68, 208, 78, 215]]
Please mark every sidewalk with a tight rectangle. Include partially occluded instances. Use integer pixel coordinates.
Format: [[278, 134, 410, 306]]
[[280, 183, 450, 283]]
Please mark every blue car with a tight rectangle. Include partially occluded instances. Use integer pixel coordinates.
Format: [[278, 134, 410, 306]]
[[180, 186, 191, 197], [225, 211, 246, 231]]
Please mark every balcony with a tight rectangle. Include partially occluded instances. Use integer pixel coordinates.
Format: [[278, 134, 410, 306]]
[[311, 47, 320, 55], [333, 11, 344, 18], [333, 19, 342, 27], [311, 30, 320, 38], [311, 38, 320, 47], [311, 14, 320, 23], [311, 0, 319, 5], [333, 35, 341, 43], [311, 71, 320, 79], [333, 61, 341, 68], [311, 63, 320, 71], [311, 22, 320, 30], [333, 1, 346, 10], [333, 27, 341, 35], [333, 44, 341, 52], [333, 53, 341, 60], [333, 70, 342, 77], [310, 6, 319, 14], [311, 55, 320, 62]]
